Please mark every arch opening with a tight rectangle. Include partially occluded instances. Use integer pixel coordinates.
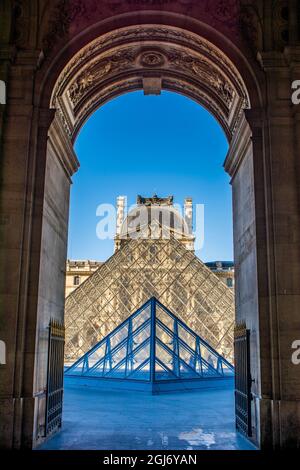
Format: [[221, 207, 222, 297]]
[[3, 0, 300, 453], [50, 87, 241, 450], [36, 21, 260, 450]]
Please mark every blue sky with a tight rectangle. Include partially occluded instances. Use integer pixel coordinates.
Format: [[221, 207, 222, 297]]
[[69, 90, 232, 262]]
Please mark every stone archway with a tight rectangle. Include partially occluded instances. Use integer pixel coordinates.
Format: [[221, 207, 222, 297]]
[[1, 1, 300, 451], [44, 22, 259, 445]]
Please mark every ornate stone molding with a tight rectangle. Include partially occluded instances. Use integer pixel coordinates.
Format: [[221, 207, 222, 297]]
[[51, 26, 246, 103], [50, 25, 249, 141], [48, 114, 80, 177], [224, 112, 252, 179], [68, 49, 136, 106]]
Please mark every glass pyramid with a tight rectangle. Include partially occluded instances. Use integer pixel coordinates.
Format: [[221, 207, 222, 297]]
[[65, 298, 234, 388], [65, 238, 235, 364]]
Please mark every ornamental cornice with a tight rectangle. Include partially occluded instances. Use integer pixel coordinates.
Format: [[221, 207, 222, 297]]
[[50, 25, 249, 141]]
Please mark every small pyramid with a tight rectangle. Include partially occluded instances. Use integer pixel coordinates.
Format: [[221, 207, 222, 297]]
[[65, 238, 235, 364], [65, 298, 234, 392]]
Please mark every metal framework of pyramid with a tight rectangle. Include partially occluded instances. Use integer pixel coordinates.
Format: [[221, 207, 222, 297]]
[[65, 238, 235, 364], [65, 298, 234, 393]]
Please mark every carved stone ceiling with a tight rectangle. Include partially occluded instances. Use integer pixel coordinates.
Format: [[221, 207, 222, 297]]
[[50, 25, 250, 140]]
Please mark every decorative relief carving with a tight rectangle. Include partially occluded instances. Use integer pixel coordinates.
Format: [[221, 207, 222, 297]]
[[272, 0, 289, 49], [166, 49, 235, 106], [42, 0, 73, 53], [40, 0, 265, 60], [56, 103, 73, 137], [52, 26, 244, 104], [69, 64, 111, 105], [62, 74, 233, 142], [205, 0, 239, 26], [42, 0, 197, 51], [68, 50, 136, 106], [67, 44, 235, 109], [239, 1, 263, 52], [51, 25, 248, 142], [140, 51, 165, 67]]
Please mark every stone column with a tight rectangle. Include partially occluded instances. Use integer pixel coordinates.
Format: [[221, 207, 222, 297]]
[[32, 117, 79, 445], [0, 50, 44, 449], [253, 49, 300, 448], [0, 44, 78, 447], [226, 44, 300, 447], [115, 196, 127, 251], [116, 196, 126, 235], [225, 113, 261, 445], [184, 198, 193, 235]]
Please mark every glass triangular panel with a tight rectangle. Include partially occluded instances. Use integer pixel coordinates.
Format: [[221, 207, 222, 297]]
[[132, 305, 151, 331], [155, 359, 178, 381], [156, 305, 174, 332], [88, 343, 106, 368], [65, 298, 234, 386], [131, 343, 150, 371], [133, 324, 151, 346], [179, 360, 200, 379], [128, 360, 150, 381]]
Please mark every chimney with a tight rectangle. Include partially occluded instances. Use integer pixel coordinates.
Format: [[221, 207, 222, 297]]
[[184, 198, 193, 234], [116, 196, 126, 235]]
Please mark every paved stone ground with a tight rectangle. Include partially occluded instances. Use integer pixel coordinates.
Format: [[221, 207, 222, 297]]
[[39, 383, 256, 450]]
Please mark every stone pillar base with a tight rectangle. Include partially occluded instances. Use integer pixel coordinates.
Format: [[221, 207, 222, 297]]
[[0, 398, 15, 449], [257, 397, 300, 448], [0, 396, 42, 449]]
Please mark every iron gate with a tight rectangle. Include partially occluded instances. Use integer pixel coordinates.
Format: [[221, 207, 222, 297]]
[[234, 323, 252, 437], [45, 319, 65, 436]]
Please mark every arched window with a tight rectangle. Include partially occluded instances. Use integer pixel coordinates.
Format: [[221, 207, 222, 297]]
[[227, 278, 233, 288], [74, 275, 80, 286]]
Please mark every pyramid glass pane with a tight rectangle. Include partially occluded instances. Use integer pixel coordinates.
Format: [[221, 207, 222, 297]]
[[88, 344, 106, 367], [133, 325, 150, 345], [110, 325, 128, 349], [65, 298, 234, 386], [130, 344, 150, 371], [155, 359, 178, 381], [132, 305, 151, 331], [65, 239, 235, 364], [179, 361, 200, 379], [129, 362, 150, 381], [156, 305, 175, 332]]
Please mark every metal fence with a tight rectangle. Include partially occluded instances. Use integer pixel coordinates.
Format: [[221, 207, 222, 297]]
[[45, 320, 65, 436], [234, 323, 252, 437]]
